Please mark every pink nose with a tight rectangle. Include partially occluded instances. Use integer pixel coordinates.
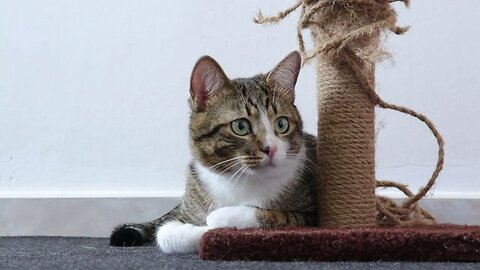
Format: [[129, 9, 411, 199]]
[[261, 145, 278, 159]]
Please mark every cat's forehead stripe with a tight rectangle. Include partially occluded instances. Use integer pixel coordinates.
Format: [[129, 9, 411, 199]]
[[245, 103, 251, 116], [271, 101, 278, 114], [233, 77, 272, 113]]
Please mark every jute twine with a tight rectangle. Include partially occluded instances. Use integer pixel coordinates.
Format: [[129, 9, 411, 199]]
[[254, 0, 444, 227]]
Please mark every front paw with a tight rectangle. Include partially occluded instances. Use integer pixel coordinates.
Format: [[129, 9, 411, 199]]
[[156, 221, 210, 254], [206, 205, 260, 229]]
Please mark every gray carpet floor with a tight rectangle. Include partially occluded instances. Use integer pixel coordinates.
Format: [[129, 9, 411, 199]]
[[0, 237, 478, 270]]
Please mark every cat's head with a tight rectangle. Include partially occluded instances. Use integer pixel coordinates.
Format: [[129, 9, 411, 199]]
[[189, 51, 304, 176]]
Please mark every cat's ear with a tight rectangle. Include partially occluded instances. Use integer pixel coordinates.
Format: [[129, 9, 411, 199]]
[[266, 51, 301, 102], [190, 56, 230, 112]]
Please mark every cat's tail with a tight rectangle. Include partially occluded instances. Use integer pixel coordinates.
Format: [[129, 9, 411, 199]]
[[110, 205, 181, 247]]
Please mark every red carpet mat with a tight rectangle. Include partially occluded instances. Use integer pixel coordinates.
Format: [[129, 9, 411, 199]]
[[199, 225, 480, 262]]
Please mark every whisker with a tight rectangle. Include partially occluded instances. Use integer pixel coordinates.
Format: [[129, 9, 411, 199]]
[[237, 166, 252, 195], [228, 164, 247, 182], [237, 166, 249, 183], [231, 164, 248, 189], [217, 160, 244, 175], [285, 153, 318, 168], [294, 157, 318, 169], [209, 156, 247, 170]]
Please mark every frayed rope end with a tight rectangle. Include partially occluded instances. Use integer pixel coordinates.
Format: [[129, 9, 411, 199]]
[[389, 0, 410, 8], [390, 25, 410, 35], [253, 11, 265, 24]]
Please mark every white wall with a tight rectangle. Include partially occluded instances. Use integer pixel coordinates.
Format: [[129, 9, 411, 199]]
[[0, 0, 478, 199]]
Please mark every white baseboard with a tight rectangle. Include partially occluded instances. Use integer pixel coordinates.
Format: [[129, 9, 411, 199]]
[[1, 196, 479, 237], [0, 197, 182, 237]]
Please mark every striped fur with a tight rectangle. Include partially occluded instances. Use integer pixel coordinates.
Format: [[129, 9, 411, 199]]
[[110, 51, 318, 253]]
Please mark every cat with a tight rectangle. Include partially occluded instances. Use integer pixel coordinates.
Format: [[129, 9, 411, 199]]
[[110, 51, 318, 253]]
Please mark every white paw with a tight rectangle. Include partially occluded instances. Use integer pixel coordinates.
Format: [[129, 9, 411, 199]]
[[156, 221, 210, 254], [206, 205, 260, 229]]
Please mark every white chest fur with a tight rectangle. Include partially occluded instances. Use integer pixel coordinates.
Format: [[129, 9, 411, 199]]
[[194, 146, 305, 209]]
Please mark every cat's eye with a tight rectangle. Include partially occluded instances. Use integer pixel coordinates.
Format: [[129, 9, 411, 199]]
[[231, 118, 251, 136], [274, 117, 289, 134]]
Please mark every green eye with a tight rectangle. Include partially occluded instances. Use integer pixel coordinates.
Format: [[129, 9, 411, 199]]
[[274, 117, 289, 134], [231, 118, 251, 136]]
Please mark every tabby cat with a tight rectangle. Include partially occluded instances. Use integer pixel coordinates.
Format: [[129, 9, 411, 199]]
[[110, 51, 318, 253]]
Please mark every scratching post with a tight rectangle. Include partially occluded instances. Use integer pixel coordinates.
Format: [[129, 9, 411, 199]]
[[316, 58, 376, 227], [199, 0, 466, 262], [312, 6, 379, 227]]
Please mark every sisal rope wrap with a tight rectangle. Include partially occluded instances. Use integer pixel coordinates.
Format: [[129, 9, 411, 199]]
[[254, 0, 444, 227]]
